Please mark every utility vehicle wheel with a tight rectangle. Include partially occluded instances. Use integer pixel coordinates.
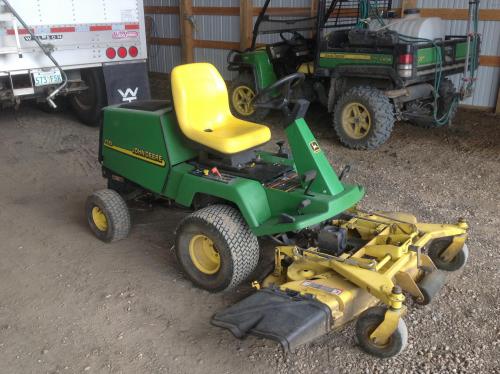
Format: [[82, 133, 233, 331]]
[[85, 189, 131, 242], [175, 204, 260, 293], [428, 238, 469, 271], [355, 306, 408, 358], [408, 78, 458, 128], [333, 87, 394, 150], [229, 74, 269, 122], [70, 68, 107, 127]]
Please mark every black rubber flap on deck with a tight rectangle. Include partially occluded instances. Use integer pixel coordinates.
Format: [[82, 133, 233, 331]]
[[211, 288, 331, 352]]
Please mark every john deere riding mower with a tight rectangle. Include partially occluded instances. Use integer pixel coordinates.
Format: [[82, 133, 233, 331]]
[[86, 63, 469, 358], [228, 0, 480, 149]]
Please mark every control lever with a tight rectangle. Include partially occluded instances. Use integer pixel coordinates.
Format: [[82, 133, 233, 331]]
[[339, 165, 351, 181], [302, 170, 317, 196]]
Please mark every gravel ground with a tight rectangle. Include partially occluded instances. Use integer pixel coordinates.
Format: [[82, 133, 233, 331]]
[[0, 96, 499, 374]]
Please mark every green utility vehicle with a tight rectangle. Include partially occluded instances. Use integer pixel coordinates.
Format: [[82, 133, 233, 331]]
[[228, 0, 480, 149]]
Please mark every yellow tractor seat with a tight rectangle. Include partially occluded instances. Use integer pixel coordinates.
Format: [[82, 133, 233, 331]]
[[171, 63, 271, 155]]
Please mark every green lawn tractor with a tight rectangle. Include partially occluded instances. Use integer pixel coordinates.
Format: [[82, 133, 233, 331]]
[[228, 0, 480, 149], [86, 63, 469, 358]]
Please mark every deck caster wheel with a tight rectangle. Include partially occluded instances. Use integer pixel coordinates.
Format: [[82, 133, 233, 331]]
[[355, 306, 408, 358], [175, 204, 260, 293], [428, 239, 469, 271], [85, 189, 131, 242]]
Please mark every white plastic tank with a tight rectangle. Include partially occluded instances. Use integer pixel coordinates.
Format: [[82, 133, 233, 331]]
[[369, 9, 445, 41]]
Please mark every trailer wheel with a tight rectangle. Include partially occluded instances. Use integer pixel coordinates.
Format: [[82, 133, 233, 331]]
[[229, 74, 269, 122], [355, 306, 408, 358], [428, 238, 469, 271], [408, 78, 458, 128], [333, 87, 394, 150], [70, 68, 107, 127], [175, 204, 260, 293], [85, 189, 131, 242]]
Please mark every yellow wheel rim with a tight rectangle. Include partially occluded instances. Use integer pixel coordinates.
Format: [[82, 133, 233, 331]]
[[188, 235, 221, 275], [91, 206, 108, 232], [342, 102, 371, 139], [232, 85, 256, 116]]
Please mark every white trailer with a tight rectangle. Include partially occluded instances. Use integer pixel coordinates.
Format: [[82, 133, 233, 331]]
[[0, 0, 149, 125]]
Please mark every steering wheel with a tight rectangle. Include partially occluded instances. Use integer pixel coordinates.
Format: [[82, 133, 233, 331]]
[[253, 72, 305, 112], [279, 31, 306, 46]]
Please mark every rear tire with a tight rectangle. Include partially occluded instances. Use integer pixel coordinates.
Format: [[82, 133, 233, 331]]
[[333, 86, 394, 150], [85, 189, 131, 242], [70, 68, 107, 127], [228, 73, 269, 123], [175, 204, 260, 293]]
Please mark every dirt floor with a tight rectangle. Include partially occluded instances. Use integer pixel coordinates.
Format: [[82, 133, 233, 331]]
[[0, 99, 499, 374]]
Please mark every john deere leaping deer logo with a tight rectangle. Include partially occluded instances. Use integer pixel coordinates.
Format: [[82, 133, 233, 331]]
[[310, 141, 321, 153]]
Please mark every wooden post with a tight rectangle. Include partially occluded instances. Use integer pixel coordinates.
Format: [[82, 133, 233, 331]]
[[401, 0, 417, 17], [179, 0, 194, 63], [310, 0, 318, 38], [240, 0, 253, 51]]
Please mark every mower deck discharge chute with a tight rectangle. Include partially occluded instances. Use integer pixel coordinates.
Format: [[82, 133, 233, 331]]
[[86, 63, 470, 358]]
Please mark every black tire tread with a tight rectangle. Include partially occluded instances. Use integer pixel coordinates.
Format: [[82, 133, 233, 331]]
[[86, 189, 131, 242], [176, 204, 260, 292], [355, 306, 408, 358], [333, 86, 394, 150]]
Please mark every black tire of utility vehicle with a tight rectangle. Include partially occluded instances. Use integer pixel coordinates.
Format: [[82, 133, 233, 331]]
[[70, 68, 107, 127], [333, 86, 394, 150], [355, 306, 408, 358], [229, 74, 269, 122], [409, 78, 458, 128], [428, 238, 469, 271], [175, 204, 260, 293], [85, 189, 131, 243]]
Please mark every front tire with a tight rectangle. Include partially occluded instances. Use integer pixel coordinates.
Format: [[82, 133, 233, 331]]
[[355, 306, 408, 358], [85, 189, 131, 242], [175, 204, 260, 293], [228, 74, 269, 122], [70, 68, 107, 127], [333, 86, 394, 150]]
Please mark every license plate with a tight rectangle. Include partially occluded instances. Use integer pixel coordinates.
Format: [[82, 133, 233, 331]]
[[32, 69, 63, 87]]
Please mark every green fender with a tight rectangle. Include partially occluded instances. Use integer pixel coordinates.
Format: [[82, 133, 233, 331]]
[[238, 50, 278, 89], [167, 164, 272, 229]]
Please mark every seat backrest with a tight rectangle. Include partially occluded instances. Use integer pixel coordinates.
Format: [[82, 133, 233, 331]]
[[171, 63, 231, 137]]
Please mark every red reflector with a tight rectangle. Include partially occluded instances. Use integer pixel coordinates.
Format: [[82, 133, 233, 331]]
[[106, 47, 116, 59], [117, 47, 127, 58], [398, 54, 413, 64], [129, 46, 138, 57]]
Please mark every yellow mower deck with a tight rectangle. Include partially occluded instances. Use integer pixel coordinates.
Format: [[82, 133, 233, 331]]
[[212, 210, 469, 357]]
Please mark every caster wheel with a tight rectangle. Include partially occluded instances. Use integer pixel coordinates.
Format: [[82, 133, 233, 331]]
[[428, 239, 469, 271], [355, 306, 408, 358]]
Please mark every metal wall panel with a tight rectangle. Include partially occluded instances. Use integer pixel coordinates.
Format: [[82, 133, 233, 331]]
[[144, 0, 499, 107], [194, 15, 240, 42]]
